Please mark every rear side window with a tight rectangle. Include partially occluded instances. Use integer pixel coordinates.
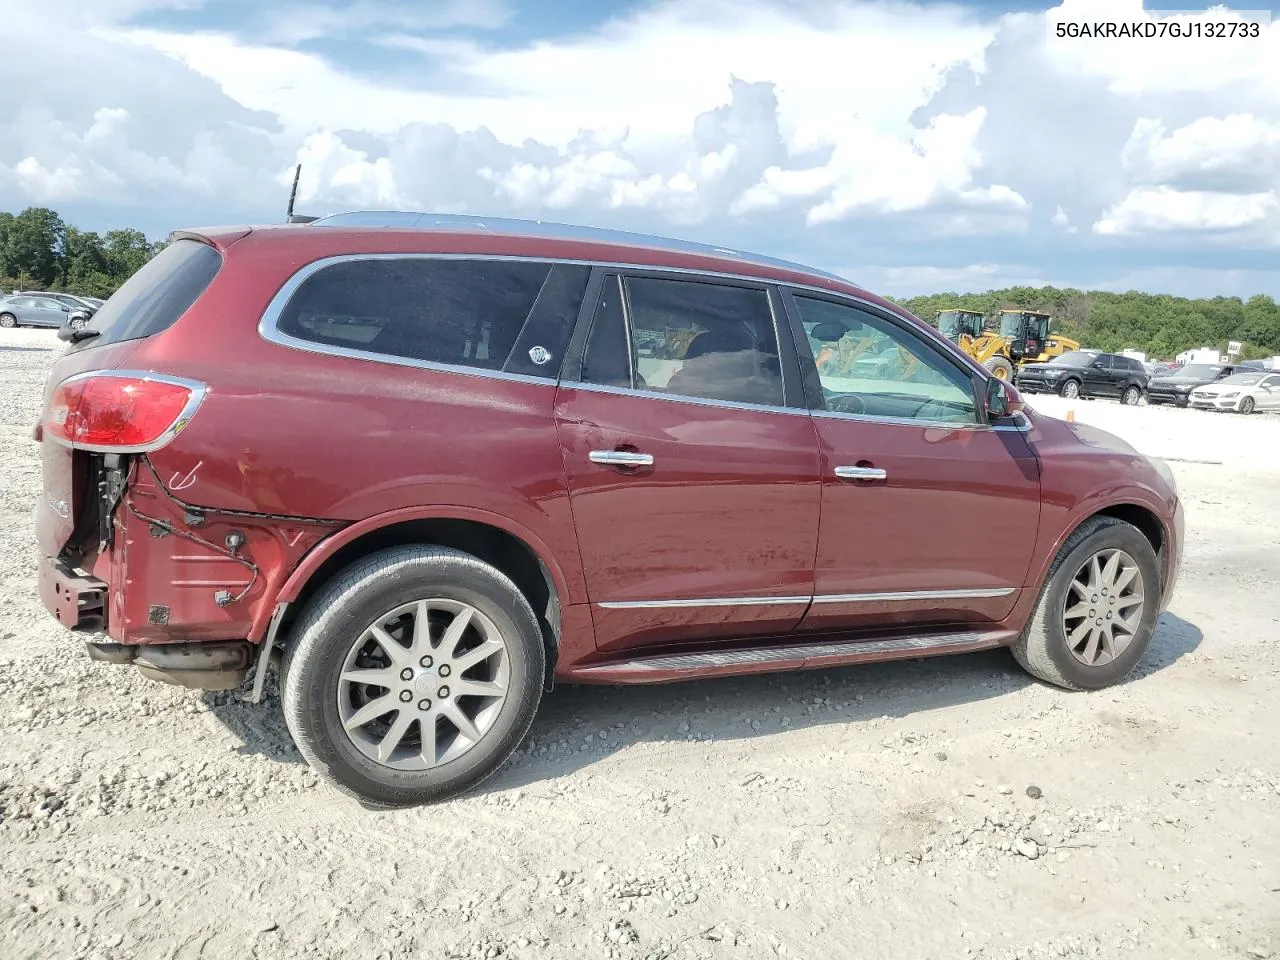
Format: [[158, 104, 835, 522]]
[[276, 258, 590, 378], [78, 239, 222, 349]]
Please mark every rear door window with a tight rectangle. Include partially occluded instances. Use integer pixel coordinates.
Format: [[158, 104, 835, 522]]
[[275, 258, 590, 378], [75, 239, 223, 350]]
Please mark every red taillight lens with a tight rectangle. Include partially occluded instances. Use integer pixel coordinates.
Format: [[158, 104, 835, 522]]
[[46, 373, 205, 452]]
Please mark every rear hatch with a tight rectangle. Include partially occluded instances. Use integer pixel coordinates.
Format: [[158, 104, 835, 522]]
[[36, 237, 225, 562]]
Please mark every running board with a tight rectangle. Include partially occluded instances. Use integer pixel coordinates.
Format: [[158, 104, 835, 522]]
[[569, 630, 1015, 684]]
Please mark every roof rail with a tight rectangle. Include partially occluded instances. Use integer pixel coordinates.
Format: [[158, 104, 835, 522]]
[[307, 210, 853, 285]]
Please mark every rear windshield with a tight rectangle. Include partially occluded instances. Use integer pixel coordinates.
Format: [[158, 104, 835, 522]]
[[75, 239, 222, 349]]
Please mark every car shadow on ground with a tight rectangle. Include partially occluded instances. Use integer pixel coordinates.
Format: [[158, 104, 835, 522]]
[[202, 611, 1203, 792]]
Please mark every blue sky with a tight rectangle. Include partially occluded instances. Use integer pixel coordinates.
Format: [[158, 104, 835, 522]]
[[2, 0, 1278, 299]]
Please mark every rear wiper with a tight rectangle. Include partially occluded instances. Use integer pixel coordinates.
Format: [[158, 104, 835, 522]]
[[58, 325, 100, 344]]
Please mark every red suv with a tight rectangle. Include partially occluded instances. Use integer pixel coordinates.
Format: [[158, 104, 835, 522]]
[[35, 213, 1183, 806]]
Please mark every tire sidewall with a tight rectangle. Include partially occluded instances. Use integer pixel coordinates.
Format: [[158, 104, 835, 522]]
[[285, 552, 544, 806], [1035, 524, 1162, 690]]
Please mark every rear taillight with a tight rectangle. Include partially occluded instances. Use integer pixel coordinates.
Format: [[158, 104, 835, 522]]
[[45, 371, 206, 453]]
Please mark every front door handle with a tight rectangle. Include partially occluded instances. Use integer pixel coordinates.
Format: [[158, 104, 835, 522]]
[[589, 450, 654, 468], [834, 465, 887, 481]]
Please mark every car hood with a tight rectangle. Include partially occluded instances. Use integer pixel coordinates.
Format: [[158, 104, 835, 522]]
[[1019, 363, 1074, 374], [1152, 376, 1211, 386]]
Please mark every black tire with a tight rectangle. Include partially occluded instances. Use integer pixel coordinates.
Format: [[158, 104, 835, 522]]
[[0, 313, 16, 329], [984, 356, 1015, 381], [281, 545, 545, 807], [1011, 516, 1161, 691], [1121, 385, 1141, 406], [1240, 396, 1255, 415], [69, 316, 87, 331], [1059, 378, 1081, 399]]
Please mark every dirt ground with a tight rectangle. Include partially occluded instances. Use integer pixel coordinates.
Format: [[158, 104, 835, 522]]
[[2, 327, 1277, 960]]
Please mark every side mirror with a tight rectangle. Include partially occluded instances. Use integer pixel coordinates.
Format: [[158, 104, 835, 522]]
[[60, 305, 69, 312], [985, 377, 1024, 419]]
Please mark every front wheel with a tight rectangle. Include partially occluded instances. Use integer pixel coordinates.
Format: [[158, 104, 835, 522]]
[[984, 356, 1014, 381], [1121, 385, 1141, 406], [1011, 516, 1161, 691], [1059, 379, 1081, 399], [0, 313, 16, 329], [281, 546, 545, 807], [1240, 396, 1255, 415]]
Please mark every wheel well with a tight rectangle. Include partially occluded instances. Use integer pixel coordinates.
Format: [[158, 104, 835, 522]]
[[284, 519, 561, 679], [1095, 503, 1164, 559]]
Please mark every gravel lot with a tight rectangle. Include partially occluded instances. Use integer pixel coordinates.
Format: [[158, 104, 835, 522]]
[[2, 327, 1277, 960]]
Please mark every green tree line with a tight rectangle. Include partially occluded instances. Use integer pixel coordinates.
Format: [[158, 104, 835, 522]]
[[896, 286, 1280, 361], [0, 207, 165, 298], [5, 205, 1280, 360]]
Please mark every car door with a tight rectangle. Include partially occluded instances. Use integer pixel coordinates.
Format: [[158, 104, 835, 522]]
[[32, 297, 68, 328], [5, 297, 35, 324], [1084, 354, 1117, 397], [780, 292, 1041, 632], [1261, 375, 1280, 410], [554, 271, 821, 653]]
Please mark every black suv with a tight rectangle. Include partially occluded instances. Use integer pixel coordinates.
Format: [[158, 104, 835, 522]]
[[1147, 362, 1237, 406], [1015, 351, 1148, 404]]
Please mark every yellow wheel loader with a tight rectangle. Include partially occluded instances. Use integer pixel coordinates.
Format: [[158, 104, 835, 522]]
[[934, 309, 1080, 380]]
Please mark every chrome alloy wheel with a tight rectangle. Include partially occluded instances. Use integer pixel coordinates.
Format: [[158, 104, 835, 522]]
[[337, 599, 510, 769], [1062, 548, 1145, 667]]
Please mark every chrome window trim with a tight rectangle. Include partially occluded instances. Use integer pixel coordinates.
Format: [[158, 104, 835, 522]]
[[257, 252, 1030, 432], [597, 586, 1016, 610], [46, 369, 209, 455], [559, 379, 810, 417]]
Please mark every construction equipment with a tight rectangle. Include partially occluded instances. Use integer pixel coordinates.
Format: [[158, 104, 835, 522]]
[[934, 308, 1080, 380]]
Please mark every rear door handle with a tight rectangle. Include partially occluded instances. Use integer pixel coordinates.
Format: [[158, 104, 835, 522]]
[[834, 465, 887, 481], [589, 450, 654, 468]]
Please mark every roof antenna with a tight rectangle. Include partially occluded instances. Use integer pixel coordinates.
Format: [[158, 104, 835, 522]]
[[286, 164, 318, 224]]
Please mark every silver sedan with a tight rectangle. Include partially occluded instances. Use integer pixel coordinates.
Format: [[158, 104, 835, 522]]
[[0, 295, 90, 330]]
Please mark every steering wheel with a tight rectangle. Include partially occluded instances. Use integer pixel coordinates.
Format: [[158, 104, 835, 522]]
[[825, 393, 865, 415]]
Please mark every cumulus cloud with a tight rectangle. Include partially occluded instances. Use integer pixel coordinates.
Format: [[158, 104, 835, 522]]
[[1, 0, 1279, 297]]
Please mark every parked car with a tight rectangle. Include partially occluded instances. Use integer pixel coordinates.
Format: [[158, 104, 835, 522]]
[[35, 213, 1184, 806], [18, 291, 100, 316], [1147, 363, 1238, 406], [0, 294, 91, 330], [1189, 371, 1280, 414], [1014, 350, 1148, 404]]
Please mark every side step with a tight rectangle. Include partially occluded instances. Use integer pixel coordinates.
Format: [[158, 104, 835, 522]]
[[569, 630, 1015, 684]]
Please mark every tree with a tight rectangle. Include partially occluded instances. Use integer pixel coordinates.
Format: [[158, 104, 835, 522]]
[[1, 207, 66, 287], [103, 228, 154, 280]]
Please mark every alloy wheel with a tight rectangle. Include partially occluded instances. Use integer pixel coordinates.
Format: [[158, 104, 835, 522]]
[[336, 598, 510, 770], [1241, 397, 1255, 415], [1061, 548, 1145, 667], [1063, 380, 1080, 399]]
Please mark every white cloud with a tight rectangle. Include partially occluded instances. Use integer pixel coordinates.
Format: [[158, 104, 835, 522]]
[[2, 0, 1280, 297], [1093, 186, 1279, 236]]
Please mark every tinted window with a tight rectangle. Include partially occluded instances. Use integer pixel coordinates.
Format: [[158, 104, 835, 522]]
[[1049, 351, 1092, 367], [78, 239, 222, 350], [278, 258, 587, 377], [1179, 364, 1224, 378], [795, 297, 978, 424], [624, 276, 782, 406], [581, 275, 631, 388]]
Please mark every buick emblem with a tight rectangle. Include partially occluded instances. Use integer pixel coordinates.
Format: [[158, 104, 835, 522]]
[[528, 345, 552, 366]]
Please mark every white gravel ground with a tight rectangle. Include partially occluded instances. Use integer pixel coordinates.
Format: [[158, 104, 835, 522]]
[[1, 327, 1277, 960]]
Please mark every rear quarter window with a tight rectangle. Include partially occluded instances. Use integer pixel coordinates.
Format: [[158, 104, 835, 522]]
[[76, 239, 222, 349], [273, 258, 590, 378]]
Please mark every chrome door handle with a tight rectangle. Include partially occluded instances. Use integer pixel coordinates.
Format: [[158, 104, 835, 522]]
[[834, 465, 887, 481], [589, 450, 654, 468]]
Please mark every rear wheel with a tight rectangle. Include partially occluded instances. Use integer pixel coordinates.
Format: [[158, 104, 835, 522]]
[[281, 546, 545, 807], [1121, 385, 1141, 405], [0, 313, 16, 328], [1060, 379, 1081, 399], [984, 356, 1014, 381], [1011, 516, 1161, 691], [1240, 396, 1255, 415]]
